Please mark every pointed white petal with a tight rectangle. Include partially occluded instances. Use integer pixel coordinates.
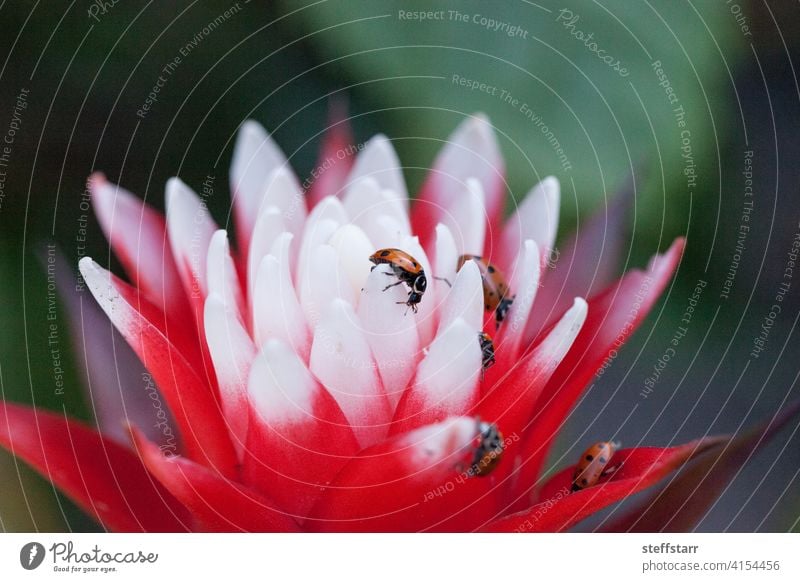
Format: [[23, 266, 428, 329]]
[[89, 174, 185, 315], [441, 178, 487, 257], [503, 176, 560, 268], [397, 235, 436, 346], [436, 259, 484, 335], [425, 114, 504, 216], [246, 207, 285, 303], [371, 215, 407, 249], [248, 339, 317, 424], [296, 195, 348, 285], [433, 223, 459, 304], [206, 230, 245, 318], [329, 223, 374, 298], [309, 299, 391, 446], [204, 294, 255, 457], [261, 167, 306, 236], [252, 233, 310, 360], [346, 134, 408, 205], [415, 318, 482, 415], [496, 240, 541, 366], [536, 297, 588, 370], [401, 416, 479, 461], [438, 114, 502, 188], [230, 121, 294, 248], [165, 177, 217, 299], [358, 264, 421, 410], [299, 244, 355, 327], [305, 194, 349, 226], [296, 217, 340, 291], [342, 177, 410, 243]]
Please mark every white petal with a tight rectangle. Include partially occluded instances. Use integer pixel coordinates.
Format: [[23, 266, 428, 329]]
[[297, 195, 348, 285], [371, 215, 407, 249], [248, 339, 316, 424], [430, 114, 503, 208], [299, 244, 354, 327], [397, 235, 436, 346], [252, 233, 310, 359], [414, 318, 481, 415], [329, 223, 374, 298], [309, 299, 391, 446], [536, 297, 587, 370], [165, 177, 217, 299], [204, 294, 255, 457], [89, 175, 184, 314], [247, 207, 285, 303], [499, 240, 541, 356], [402, 417, 478, 463], [342, 177, 410, 243], [433, 223, 459, 304], [261, 167, 306, 237], [296, 218, 339, 291], [230, 121, 293, 246], [346, 134, 408, 206], [305, 194, 349, 226], [440, 177, 487, 257], [504, 176, 560, 265], [436, 259, 484, 335], [358, 264, 421, 410], [206, 230, 245, 318]]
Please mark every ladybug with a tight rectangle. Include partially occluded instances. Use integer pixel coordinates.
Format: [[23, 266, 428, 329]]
[[470, 421, 504, 477], [478, 331, 496, 372], [457, 254, 515, 327], [369, 248, 427, 313], [571, 441, 621, 492]]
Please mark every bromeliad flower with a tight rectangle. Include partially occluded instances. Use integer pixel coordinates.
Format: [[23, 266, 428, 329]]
[[1, 112, 796, 532]]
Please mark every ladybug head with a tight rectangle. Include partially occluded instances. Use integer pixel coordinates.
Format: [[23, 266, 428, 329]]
[[412, 273, 427, 294], [406, 292, 422, 311], [495, 296, 515, 326]]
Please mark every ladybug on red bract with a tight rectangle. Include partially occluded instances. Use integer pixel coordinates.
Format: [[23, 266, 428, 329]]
[[478, 331, 496, 372], [369, 248, 428, 313], [457, 254, 515, 327], [571, 441, 621, 492], [470, 421, 504, 477]]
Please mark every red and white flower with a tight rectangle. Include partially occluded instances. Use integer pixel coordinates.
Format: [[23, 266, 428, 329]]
[[1, 111, 795, 532]]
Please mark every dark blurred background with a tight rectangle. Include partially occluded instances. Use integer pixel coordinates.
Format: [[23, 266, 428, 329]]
[[0, 0, 798, 532]]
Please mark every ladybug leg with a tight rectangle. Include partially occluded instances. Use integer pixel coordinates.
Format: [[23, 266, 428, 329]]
[[395, 301, 415, 316], [382, 280, 405, 292], [433, 276, 452, 288]]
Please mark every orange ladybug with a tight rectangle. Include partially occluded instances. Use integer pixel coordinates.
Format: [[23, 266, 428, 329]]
[[369, 248, 428, 313], [571, 441, 620, 492], [457, 255, 515, 327], [478, 332, 496, 372], [470, 421, 504, 477]]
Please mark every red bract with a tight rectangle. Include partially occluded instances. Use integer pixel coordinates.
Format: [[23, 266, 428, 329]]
[[1, 113, 796, 532]]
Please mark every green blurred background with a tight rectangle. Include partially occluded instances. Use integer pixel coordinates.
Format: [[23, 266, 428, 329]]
[[0, 1, 798, 531]]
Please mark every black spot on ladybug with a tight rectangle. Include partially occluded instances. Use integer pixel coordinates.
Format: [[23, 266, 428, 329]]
[[380, 250, 391, 257], [599, 456, 607, 463], [485, 304, 490, 310], [581, 478, 588, 484], [412, 261, 418, 267], [487, 265, 496, 273], [585, 454, 594, 461]]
